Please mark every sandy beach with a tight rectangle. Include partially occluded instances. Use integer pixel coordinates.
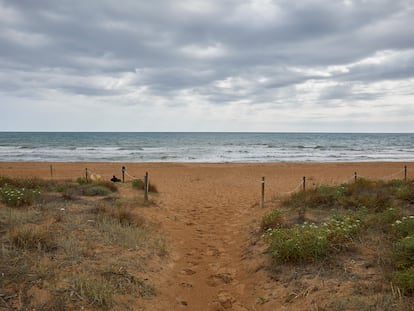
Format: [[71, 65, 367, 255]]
[[0, 161, 411, 310], [0, 161, 409, 191]]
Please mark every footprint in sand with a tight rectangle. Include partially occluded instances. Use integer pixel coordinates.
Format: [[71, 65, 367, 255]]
[[206, 245, 221, 257], [180, 282, 193, 288], [180, 268, 196, 275], [206, 273, 233, 287]]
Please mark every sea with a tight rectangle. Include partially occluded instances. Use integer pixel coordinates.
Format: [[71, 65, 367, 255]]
[[0, 132, 413, 163]]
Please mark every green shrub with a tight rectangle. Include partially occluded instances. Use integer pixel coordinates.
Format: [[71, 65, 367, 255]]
[[0, 185, 41, 207], [82, 185, 111, 196], [392, 216, 414, 238], [393, 236, 414, 269], [264, 217, 360, 263], [261, 209, 283, 231], [132, 179, 144, 189], [0, 176, 54, 189], [362, 207, 402, 231], [394, 183, 414, 202], [131, 179, 158, 193], [76, 177, 88, 185], [394, 268, 414, 295], [265, 224, 329, 263]]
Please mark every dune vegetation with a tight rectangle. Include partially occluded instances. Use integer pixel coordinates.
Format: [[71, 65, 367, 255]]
[[0, 176, 164, 310], [262, 178, 414, 310]]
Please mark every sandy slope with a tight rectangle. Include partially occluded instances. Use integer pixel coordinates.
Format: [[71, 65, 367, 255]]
[[0, 162, 410, 310]]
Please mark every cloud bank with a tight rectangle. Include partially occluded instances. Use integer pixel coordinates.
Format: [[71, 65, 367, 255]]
[[1, 0, 414, 132]]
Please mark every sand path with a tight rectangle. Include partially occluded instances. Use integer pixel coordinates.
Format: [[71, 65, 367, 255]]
[[152, 166, 262, 310]]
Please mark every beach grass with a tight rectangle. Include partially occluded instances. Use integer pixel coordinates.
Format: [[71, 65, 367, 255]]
[[0, 176, 163, 310]]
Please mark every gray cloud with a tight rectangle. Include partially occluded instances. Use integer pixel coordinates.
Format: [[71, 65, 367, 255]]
[[0, 0, 414, 131]]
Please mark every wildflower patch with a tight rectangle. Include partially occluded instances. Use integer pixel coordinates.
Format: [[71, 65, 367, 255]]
[[263, 217, 361, 263], [0, 185, 41, 207], [392, 216, 414, 238]]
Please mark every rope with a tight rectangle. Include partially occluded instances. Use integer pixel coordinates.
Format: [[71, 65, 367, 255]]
[[125, 171, 139, 180], [277, 181, 304, 197], [377, 169, 405, 180]]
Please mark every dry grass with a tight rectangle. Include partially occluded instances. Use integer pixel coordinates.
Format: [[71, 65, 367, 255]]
[[8, 224, 55, 251], [0, 176, 164, 310]]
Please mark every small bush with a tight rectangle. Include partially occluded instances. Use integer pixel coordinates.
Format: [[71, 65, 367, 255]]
[[394, 268, 414, 295], [9, 224, 54, 251], [76, 177, 88, 185], [0, 176, 55, 190], [362, 207, 402, 231], [132, 179, 144, 189], [264, 217, 360, 263], [101, 267, 156, 297], [96, 181, 118, 192], [72, 274, 114, 308], [394, 183, 414, 202], [261, 209, 283, 231], [392, 216, 414, 238], [265, 225, 329, 263], [110, 207, 145, 227], [83, 185, 112, 196], [0, 185, 41, 207], [90, 201, 108, 214], [393, 236, 414, 269], [132, 179, 158, 193], [95, 215, 147, 249]]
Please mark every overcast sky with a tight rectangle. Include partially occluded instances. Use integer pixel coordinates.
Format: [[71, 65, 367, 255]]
[[1, 0, 414, 132]]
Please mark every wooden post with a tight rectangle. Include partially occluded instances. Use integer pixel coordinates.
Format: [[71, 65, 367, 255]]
[[50, 165, 53, 180], [405, 165, 407, 182], [354, 172, 357, 183], [122, 166, 126, 183], [261, 177, 265, 208], [303, 176, 306, 191], [144, 172, 149, 202], [85, 168, 89, 183]]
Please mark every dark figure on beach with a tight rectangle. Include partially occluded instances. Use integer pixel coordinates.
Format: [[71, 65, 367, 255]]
[[111, 175, 121, 182]]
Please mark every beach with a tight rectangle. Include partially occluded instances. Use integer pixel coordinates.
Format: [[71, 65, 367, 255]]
[[0, 161, 409, 194], [0, 161, 411, 310]]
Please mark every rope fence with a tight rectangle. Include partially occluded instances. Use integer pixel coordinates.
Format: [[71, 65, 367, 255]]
[[0, 163, 410, 208], [0, 164, 149, 185], [261, 165, 410, 208]]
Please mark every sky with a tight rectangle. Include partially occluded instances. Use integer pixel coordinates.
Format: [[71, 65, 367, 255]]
[[0, 0, 414, 132]]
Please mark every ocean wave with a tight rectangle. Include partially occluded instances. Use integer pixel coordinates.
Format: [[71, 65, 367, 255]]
[[1, 132, 414, 162], [118, 147, 144, 151]]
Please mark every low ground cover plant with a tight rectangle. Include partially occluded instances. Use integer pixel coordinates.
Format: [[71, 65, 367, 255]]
[[0, 185, 41, 207], [263, 216, 360, 263], [391, 215, 414, 295]]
